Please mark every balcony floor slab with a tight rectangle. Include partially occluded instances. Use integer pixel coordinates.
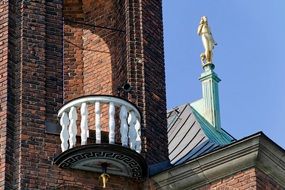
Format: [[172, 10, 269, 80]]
[[53, 144, 148, 179]]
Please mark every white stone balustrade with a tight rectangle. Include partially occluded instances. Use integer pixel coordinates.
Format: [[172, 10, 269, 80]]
[[68, 107, 77, 149], [58, 96, 142, 153]]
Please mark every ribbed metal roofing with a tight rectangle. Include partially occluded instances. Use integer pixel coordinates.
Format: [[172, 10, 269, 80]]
[[167, 103, 235, 165]]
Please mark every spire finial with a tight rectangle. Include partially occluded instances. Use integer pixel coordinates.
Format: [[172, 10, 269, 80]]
[[197, 16, 217, 68], [190, 16, 221, 131]]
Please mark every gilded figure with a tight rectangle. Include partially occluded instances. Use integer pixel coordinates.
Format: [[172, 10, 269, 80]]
[[197, 16, 217, 64]]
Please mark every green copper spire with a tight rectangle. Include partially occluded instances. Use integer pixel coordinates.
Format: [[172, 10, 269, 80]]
[[200, 63, 221, 130], [191, 63, 221, 131], [192, 16, 221, 131]]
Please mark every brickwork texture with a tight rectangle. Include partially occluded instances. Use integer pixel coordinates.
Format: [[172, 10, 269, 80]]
[[1, 0, 285, 190], [199, 168, 284, 190], [0, 0, 168, 189]]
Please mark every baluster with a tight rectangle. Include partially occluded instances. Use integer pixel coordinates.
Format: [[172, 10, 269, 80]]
[[69, 106, 78, 149], [128, 111, 137, 150], [95, 102, 101, 143], [135, 116, 142, 153], [120, 105, 129, 147], [109, 102, 115, 144], [80, 103, 88, 145], [60, 112, 70, 152]]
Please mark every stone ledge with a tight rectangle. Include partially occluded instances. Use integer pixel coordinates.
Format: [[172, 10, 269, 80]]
[[152, 132, 285, 189]]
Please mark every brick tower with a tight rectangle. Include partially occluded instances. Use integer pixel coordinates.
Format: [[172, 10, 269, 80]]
[[0, 0, 168, 189]]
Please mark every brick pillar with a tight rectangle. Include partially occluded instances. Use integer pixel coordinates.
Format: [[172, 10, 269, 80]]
[[0, 1, 10, 188], [125, 0, 169, 164], [0, 0, 64, 189], [0, 0, 26, 188]]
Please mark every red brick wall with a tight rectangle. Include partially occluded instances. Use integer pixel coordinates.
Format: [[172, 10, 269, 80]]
[[141, 0, 168, 164], [0, 1, 9, 188], [199, 168, 284, 190], [0, 0, 23, 188], [125, 0, 169, 165], [18, 0, 48, 189], [63, 23, 84, 101], [256, 169, 284, 190], [0, 0, 168, 188], [62, 0, 169, 164], [63, 0, 127, 132], [199, 168, 257, 190], [45, 0, 64, 123], [63, 0, 126, 99]]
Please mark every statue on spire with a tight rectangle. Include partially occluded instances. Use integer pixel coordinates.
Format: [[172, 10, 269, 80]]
[[197, 16, 217, 65]]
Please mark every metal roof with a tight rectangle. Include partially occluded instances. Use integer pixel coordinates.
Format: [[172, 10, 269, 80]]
[[167, 103, 235, 165]]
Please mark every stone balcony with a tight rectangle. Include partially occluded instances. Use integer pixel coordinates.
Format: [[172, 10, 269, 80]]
[[54, 95, 147, 179]]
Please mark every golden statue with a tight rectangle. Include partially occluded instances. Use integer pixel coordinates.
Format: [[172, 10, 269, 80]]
[[197, 16, 217, 64]]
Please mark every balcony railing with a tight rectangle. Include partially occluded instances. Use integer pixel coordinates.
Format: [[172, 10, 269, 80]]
[[58, 95, 141, 153]]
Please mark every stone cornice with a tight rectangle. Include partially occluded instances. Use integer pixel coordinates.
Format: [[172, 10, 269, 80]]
[[151, 132, 285, 190]]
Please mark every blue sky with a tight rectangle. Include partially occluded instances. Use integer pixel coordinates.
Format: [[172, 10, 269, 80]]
[[163, 0, 285, 148]]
